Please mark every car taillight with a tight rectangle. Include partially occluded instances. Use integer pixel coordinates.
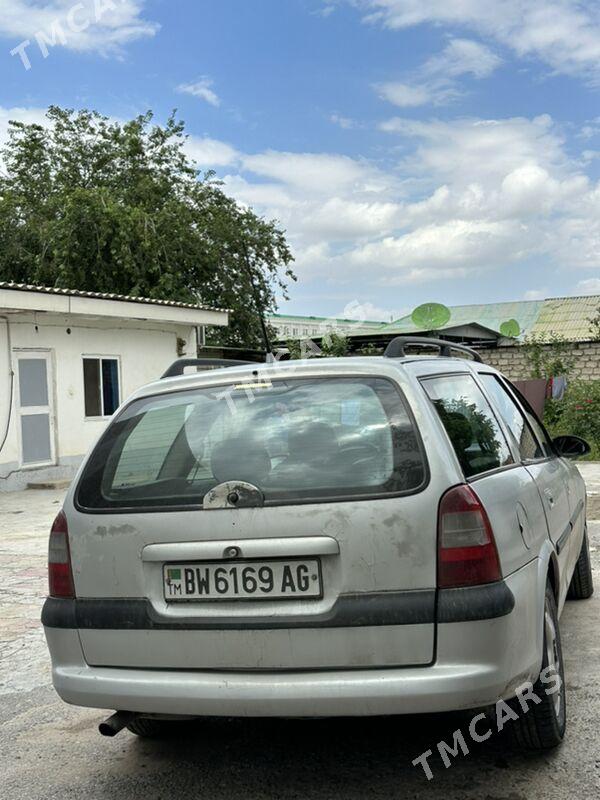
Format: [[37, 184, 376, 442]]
[[437, 484, 502, 589], [48, 510, 75, 599]]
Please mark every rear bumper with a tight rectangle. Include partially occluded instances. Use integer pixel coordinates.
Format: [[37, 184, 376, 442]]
[[47, 646, 517, 717], [43, 559, 543, 717]]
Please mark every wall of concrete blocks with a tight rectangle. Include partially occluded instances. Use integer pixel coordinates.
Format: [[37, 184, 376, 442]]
[[480, 341, 600, 381]]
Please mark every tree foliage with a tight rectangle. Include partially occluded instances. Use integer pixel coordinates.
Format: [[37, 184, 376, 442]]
[[286, 332, 349, 359], [0, 106, 295, 346]]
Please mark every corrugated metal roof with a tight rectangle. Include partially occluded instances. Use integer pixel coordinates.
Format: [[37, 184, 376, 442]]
[[346, 294, 600, 342], [0, 281, 229, 313], [378, 300, 545, 338], [529, 295, 600, 342]]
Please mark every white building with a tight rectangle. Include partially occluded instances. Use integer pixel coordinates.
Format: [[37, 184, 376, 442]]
[[0, 282, 228, 491], [267, 313, 383, 340]]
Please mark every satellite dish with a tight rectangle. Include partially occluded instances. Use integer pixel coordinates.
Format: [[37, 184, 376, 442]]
[[411, 302, 451, 330], [499, 319, 521, 338]]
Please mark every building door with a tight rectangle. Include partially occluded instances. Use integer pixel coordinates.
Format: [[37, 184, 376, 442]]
[[16, 351, 56, 467]]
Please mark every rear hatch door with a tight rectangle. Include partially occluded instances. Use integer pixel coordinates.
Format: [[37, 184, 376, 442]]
[[70, 366, 442, 671]]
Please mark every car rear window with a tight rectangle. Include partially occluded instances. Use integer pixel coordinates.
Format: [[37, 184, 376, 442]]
[[76, 376, 427, 510]]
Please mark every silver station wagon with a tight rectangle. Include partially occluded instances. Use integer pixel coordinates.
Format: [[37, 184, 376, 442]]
[[42, 337, 593, 749]]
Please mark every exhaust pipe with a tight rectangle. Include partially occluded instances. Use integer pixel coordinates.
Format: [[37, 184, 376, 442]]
[[99, 711, 137, 737]]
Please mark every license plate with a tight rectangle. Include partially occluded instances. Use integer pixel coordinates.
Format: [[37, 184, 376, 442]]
[[163, 559, 322, 601]]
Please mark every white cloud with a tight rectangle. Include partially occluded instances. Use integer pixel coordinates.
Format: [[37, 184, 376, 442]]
[[330, 113, 360, 129], [241, 150, 388, 196], [176, 77, 221, 107], [551, 215, 600, 269], [223, 112, 600, 286], [224, 151, 413, 273], [376, 38, 501, 108], [578, 118, 600, 140], [523, 288, 548, 300], [228, 112, 600, 287], [337, 299, 407, 322], [223, 174, 299, 211], [575, 278, 600, 294], [2, 0, 158, 60], [424, 38, 501, 79], [376, 82, 434, 107], [185, 136, 239, 168], [298, 197, 402, 239], [380, 114, 567, 188], [356, 0, 600, 83], [345, 219, 526, 275], [315, 2, 337, 17]]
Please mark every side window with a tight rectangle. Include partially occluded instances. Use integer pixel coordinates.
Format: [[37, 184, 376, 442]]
[[506, 381, 554, 459], [478, 374, 543, 460], [423, 373, 513, 478]]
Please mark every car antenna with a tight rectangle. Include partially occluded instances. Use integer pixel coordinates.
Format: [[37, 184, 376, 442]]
[[240, 238, 275, 364]]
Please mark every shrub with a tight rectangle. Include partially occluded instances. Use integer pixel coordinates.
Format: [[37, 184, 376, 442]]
[[286, 333, 348, 359], [522, 332, 576, 379], [543, 380, 600, 460]]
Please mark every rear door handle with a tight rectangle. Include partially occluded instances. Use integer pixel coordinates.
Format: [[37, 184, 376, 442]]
[[544, 488, 555, 508]]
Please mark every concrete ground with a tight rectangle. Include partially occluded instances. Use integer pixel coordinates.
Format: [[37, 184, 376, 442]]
[[1, 466, 599, 800]]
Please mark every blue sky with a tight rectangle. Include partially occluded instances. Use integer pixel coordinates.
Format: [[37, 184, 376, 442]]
[[1, 1, 600, 321]]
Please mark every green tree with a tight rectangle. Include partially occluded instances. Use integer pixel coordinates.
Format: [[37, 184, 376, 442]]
[[320, 332, 349, 357], [0, 106, 295, 347]]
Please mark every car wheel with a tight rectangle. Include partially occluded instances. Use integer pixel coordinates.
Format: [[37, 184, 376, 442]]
[[567, 528, 594, 600], [511, 581, 566, 750], [126, 717, 194, 738]]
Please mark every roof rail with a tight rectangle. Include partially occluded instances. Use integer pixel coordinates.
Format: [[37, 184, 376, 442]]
[[383, 336, 483, 363], [161, 358, 255, 379]]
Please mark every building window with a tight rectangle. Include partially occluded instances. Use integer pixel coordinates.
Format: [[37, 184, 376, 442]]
[[83, 357, 120, 417]]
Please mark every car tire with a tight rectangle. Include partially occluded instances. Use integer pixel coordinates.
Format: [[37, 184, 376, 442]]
[[567, 528, 594, 600], [126, 717, 191, 738], [510, 582, 566, 751]]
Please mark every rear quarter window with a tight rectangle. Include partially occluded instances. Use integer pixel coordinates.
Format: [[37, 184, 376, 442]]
[[422, 373, 513, 478], [76, 376, 427, 511]]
